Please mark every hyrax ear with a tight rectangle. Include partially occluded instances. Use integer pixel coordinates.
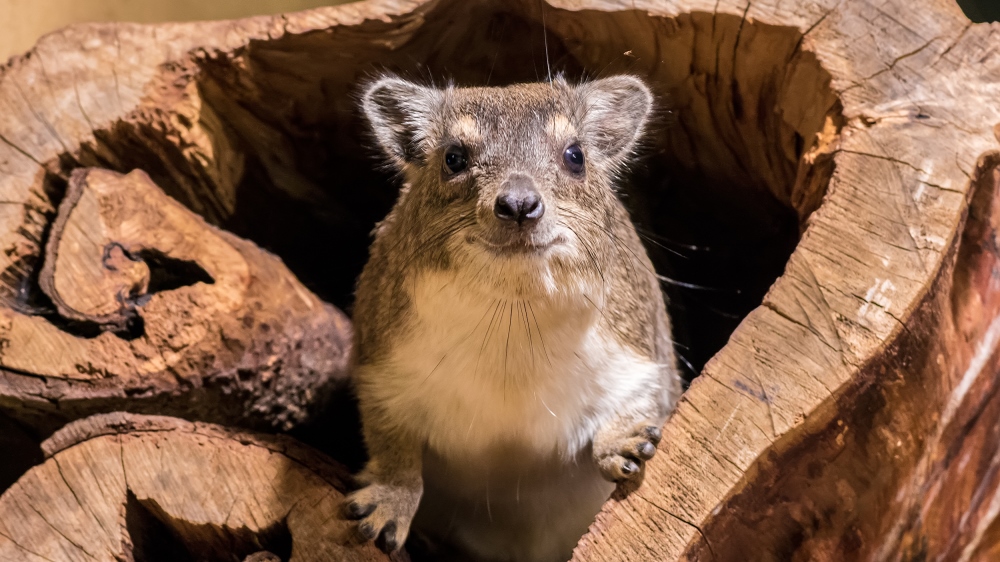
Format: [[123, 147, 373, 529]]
[[362, 76, 444, 169], [575, 76, 653, 164]]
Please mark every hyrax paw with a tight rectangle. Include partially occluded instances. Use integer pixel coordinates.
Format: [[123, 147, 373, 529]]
[[343, 481, 421, 553], [595, 423, 662, 483]]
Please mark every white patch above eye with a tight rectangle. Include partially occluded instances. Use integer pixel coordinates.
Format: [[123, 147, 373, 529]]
[[450, 114, 482, 143], [547, 114, 576, 140]]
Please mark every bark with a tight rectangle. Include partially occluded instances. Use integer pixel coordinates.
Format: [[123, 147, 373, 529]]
[[0, 412, 401, 562], [0, 164, 351, 435]]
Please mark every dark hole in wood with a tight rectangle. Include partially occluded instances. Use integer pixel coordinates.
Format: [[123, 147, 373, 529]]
[[126, 491, 199, 562], [134, 249, 215, 295], [0, 245, 213, 342], [625, 164, 801, 382], [125, 491, 293, 562], [0, 412, 43, 495]]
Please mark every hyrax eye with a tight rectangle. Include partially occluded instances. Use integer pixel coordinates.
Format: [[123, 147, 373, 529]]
[[563, 144, 585, 174], [444, 145, 468, 175]]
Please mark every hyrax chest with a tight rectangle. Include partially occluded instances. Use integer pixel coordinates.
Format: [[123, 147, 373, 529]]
[[380, 271, 657, 463]]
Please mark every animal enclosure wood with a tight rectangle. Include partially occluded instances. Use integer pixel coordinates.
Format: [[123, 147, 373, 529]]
[[0, 412, 400, 561], [0, 0, 997, 560]]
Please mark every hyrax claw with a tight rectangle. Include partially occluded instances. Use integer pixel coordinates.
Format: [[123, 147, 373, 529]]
[[342, 480, 421, 553], [594, 421, 664, 483]]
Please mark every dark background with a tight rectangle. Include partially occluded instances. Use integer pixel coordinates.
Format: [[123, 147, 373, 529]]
[[959, 0, 1000, 21]]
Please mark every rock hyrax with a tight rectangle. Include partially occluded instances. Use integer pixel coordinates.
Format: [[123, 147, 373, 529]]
[[344, 74, 682, 562]]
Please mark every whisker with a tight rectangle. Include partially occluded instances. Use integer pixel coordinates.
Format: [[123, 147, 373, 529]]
[[396, 216, 477, 274], [558, 205, 652, 282], [523, 301, 536, 371], [705, 304, 741, 319], [635, 226, 708, 252], [475, 299, 505, 380], [424, 298, 499, 383], [559, 219, 608, 293], [638, 231, 692, 259], [537, 392, 558, 418], [675, 351, 699, 377], [527, 301, 552, 367], [485, 15, 507, 87], [656, 273, 735, 293], [582, 288, 635, 346], [380, 210, 469, 264], [539, 0, 552, 84], [504, 301, 513, 399]]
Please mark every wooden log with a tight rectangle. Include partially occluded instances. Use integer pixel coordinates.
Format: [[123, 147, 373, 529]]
[[560, 1, 1000, 560], [670, 149, 1000, 562], [0, 0, 998, 559], [0, 160, 351, 435], [0, 412, 402, 562]]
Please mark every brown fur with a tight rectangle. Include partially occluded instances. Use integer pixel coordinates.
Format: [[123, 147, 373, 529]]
[[344, 75, 682, 561]]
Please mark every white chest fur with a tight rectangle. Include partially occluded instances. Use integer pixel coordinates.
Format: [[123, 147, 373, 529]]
[[372, 270, 658, 462]]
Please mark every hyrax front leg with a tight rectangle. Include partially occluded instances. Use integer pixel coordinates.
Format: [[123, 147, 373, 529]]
[[343, 423, 422, 553], [593, 405, 665, 483]]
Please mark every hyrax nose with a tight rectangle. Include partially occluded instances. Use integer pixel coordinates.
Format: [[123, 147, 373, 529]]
[[494, 175, 544, 225]]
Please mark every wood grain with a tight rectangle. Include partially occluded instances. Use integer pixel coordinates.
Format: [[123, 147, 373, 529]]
[[0, 412, 400, 561], [0, 163, 352, 436]]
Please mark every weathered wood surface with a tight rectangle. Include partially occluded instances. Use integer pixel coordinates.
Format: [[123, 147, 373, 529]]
[[558, 0, 1000, 560], [0, 161, 351, 434], [674, 151, 1000, 562], [0, 0, 998, 560], [0, 412, 402, 562]]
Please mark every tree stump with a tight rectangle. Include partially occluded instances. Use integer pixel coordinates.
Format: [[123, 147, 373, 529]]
[[0, 412, 400, 561], [0, 0, 998, 560]]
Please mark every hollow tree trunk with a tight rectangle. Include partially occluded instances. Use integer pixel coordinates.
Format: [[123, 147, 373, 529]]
[[0, 0, 997, 560], [566, 1, 1000, 561], [0, 412, 400, 562]]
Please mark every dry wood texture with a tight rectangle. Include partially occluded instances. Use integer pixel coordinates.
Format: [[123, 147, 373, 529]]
[[561, 1, 1000, 560], [0, 162, 352, 435], [0, 412, 400, 561], [0, 0, 998, 560]]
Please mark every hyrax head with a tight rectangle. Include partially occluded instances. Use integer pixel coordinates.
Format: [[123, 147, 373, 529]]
[[362, 75, 653, 297]]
